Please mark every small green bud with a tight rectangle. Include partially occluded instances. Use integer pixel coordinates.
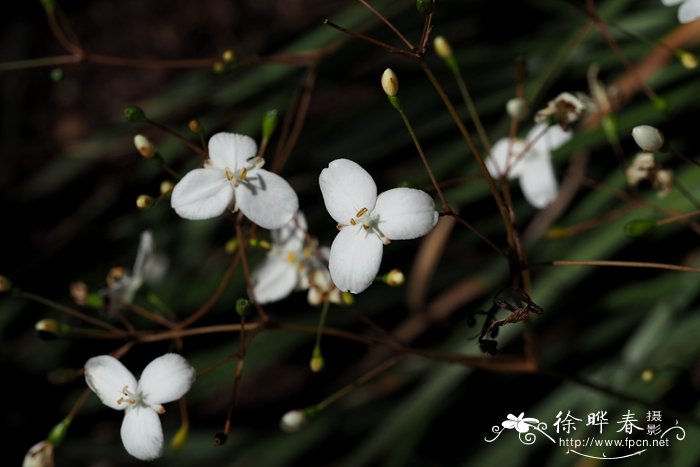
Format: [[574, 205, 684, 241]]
[[236, 298, 251, 318], [310, 348, 324, 373], [85, 293, 104, 310], [40, 0, 55, 13], [652, 96, 667, 112], [188, 119, 202, 134], [160, 180, 174, 196], [171, 425, 189, 451], [601, 114, 618, 145], [124, 105, 146, 123], [225, 238, 239, 254], [213, 432, 228, 446], [677, 49, 698, 70], [262, 109, 279, 142], [222, 49, 235, 63], [641, 368, 654, 382], [213, 61, 226, 74], [624, 219, 656, 238], [47, 418, 70, 446], [416, 0, 434, 15], [50, 68, 64, 82], [341, 291, 354, 305]]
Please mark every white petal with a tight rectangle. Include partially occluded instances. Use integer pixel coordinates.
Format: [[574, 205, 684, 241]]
[[319, 159, 378, 225], [84, 356, 138, 411], [208, 132, 257, 170], [518, 156, 558, 209], [528, 123, 572, 153], [252, 256, 299, 304], [271, 211, 307, 252], [679, 0, 700, 22], [132, 231, 154, 282], [373, 188, 438, 240], [235, 169, 299, 229], [502, 420, 517, 429], [171, 168, 234, 220], [120, 407, 163, 461], [328, 225, 384, 293], [138, 354, 196, 405], [515, 422, 531, 433], [662, 0, 683, 5], [486, 138, 529, 179]]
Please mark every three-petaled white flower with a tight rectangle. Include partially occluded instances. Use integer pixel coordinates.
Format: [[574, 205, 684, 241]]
[[252, 212, 341, 305], [84, 354, 196, 461], [662, 0, 700, 23], [485, 123, 571, 209], [103, 231, 168, 315], [319, 159, 439, 294], [502, 413, 539, 433], [171, 132, 299, 229]]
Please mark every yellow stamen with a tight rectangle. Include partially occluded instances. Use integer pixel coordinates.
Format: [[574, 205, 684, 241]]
[[224, 168, 234, 181], [356, 207, 368, 217], [287, 252, 297, 264], [238, 167, 248, 180], [350, 218, 357, 225]]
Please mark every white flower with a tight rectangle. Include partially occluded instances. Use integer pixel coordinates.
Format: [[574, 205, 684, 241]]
[[485, 123, 571, 209], [280, 409, 307, 433], [22, 441, 54, 467], [319, 159, 439, 294], [103, 231, 167, 315], [252, 212, 341, 305], [84, 354, 196, 461], [170, 132, 298, 229], [502, 413, 539, 433], [534, 92, 585, 129], [631, 125, 664, 152], [662, 0, 700, 23]]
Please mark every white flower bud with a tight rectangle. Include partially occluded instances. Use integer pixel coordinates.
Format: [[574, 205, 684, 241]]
[[23, 441, 54, 467], [134, 135, 156, 158], [631, 125, 664, 152], [385, 269, 404, 286], [381, 68, 399, 97], [280, 410, 307, 433], [433, 36, 453, 59], [506, 98, 529, 121], [625, 152, 655, 187]]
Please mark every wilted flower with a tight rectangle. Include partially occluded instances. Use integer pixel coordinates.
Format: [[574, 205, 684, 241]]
[[486, 123, 572, 209], [102, 231, 167, 315], [534, 92, 585, 130], [319, 159, 438, 294], [84, 354, 196, 461], [171, 132, 299, 229], [22, 440, 54, 467]]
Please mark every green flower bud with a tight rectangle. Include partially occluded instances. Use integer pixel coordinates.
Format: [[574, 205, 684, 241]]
[[236, 298, 251, 318], [50, 68, 64, 82], [624, 219, 656, 238], [124, 105, 146, 123], [47, 418, 70, 446], [262, 109, 279, 142], [416, 0, 434, 15]]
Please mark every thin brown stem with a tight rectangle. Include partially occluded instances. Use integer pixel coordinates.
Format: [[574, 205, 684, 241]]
[[356, 0, 415, 51], [138, 322, 261, 343], [235, 217, 269, 322], [323, 19, 418, 58], [532, 259, 700, 274], [145, 119, 207, 158], [66, 388, 92, 422], [125, 303, 176, 328]]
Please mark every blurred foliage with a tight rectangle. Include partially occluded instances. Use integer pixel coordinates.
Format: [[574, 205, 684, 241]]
[[2, 0, 700, 466]]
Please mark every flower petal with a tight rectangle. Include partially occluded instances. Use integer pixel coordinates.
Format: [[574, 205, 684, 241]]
[[235, 169, 299, 229], [271, 211, 307, 252], [502, 420, 517, 429], [662, 0, 683, 5], [171, 168, 234, 220], [208, 132, 257, 170], [373, 188, 438, 240], [679, 0, 700, 22], [515, 422, 531, 433], [328, 225, 384, 293], [319, 159, 378, 225], [120, 406, 163, 461], [84, 355, 138, 411], [528, 123, 571, 154], [132, 231, 154, 282], [252, 257, 299, 304], [137, 354, 196, 405], [486, 138, 531, 179], [518, 155, 558, 209]]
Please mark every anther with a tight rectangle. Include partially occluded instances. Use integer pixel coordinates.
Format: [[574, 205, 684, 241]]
[[350, 218, 357, 226], [238, 168, 248, 180], [287, 252, 297, 264], [356, 207, 368, 217]]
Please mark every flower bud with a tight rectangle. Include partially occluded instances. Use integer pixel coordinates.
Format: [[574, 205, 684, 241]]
[[188, 119, 202, 134], [213, 432, 228, 446], [171, 425, 189, 451], [69, 281, 88, 306], [47, 418, 71, 446], [381, 68, 399, 97], [23, 440, 54, 467], [39, 0, 55, 13], [433, 36, 453, 59], [341, 291, 354, 305], [213, 61, 226, 74], [677, 50, 698, 70], [262, 109, 279, 142], [310, 346, 324, 373], [136, 194, 154, 210], [222, 49, 235, 63], [641, 368, 654, 382], [50, 68, 64, 83], [134, 134, 156, 158], [225, 238, 238, 254], [631, 125, 664, 152], [35, 319, 62, 340], [160, 180, 174, 196], [85, 293, 104, 310], [236, 298, 251, 318], [280, 409, 307, 433], [624, 219, 656, 238], [124, 105, 146, 123], [384, 269, 404, 286], [416, 0, 434, 15], [506, 97, 528, 121], [0, 275, 11, 293]]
